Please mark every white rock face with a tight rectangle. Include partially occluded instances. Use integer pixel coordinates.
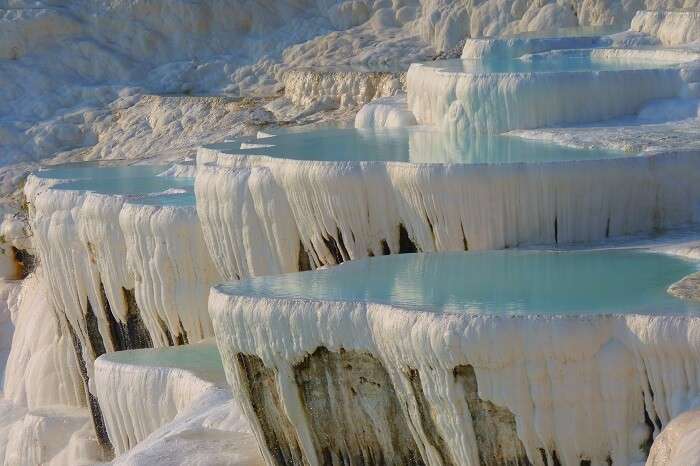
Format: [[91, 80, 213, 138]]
[[648, 409, 700, 466], [2, 272, 83, 411], [210, 287, 700, 466], [631, 10, 700, 46], [94, 340, 231, 455], [461, 34, 611, 60], [3, 407, 102, 466], [408, 49, 695, 133], [7, 2, 700, 464], [283, 68, 406, 111], [197, 148, 700, 280], [355, 96, 418, 128], [119, 203, 221, 346], [4, 1, 698, 178], [25, 176, 220, 362]]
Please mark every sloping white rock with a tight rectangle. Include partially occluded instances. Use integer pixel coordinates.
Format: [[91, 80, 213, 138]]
[[631, 10, 700, 46], [648, 409, 700, 466]]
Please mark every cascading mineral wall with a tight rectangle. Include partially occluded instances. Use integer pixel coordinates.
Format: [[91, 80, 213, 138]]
[[196, 149, 700, 279], [23, 175, 221, 453], [210, 290, 700, 466], [407, 50, 691, 133], [93, 341, 227, 455]]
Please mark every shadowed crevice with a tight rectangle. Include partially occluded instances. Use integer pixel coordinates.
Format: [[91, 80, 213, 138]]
[[399, 224, 418, 254], [105, 287, 153, 351]]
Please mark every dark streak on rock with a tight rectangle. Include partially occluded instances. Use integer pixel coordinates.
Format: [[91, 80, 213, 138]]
[[235, 353, 304, 465], [105, 287, 153, 351], [322, 230, 346, 265], [380, 239, 391, 256], [294, 347, 425, 466], [85, 298, 107, 358], [11, 247, 35, 278], [298, 240, 312, 271], [454, 365, 531, 466], [67, 323, 114, 459]]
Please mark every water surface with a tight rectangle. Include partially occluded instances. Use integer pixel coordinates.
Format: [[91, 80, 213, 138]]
[[222, 250, 700, 315], [210, 127, 624, 164]]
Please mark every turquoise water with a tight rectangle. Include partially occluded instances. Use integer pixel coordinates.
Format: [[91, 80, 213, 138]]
[[102, 341, 226, 384], [210, 127, 623, 164], [38, 161, 195, 200], [54, 176, 194, 196], [36, 162, 167, 181], [132, 192, 196, 207], [221, 250, 700, 315], [424, 53, 678, 74]]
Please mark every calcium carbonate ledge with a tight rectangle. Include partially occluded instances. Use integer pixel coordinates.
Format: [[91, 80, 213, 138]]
[[23, 174, 219, 452], [209, 250, 700, 466], [407, 48, 699, 133], [196, 144, 700, 281], [93, 340, 228, 455]]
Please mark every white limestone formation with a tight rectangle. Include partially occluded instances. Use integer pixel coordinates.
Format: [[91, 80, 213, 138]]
[[408, 48, 697, 133], [648, 409, 700, 466], [355, 96, 418, 128], [461, 34, 612, 60], [197, 147, 700, 280], [94, 341, 229, 454], [282, 68, 406, 111], [6, 3, 700, 465], [210, 279, 700, 466], [630, 10, 700, 46]]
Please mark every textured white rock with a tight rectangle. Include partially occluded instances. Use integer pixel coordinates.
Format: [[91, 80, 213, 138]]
[[25, 176, 220, 383], [3, 406, 98, 466], [94, 340, 229, 455], [355, 95, 418, 128], [283, 68, 405, 111], [109, 389, 262, 466], [461, 35, 611, 60], [648, 409, 700, 466], [509, 97, 700, 154], [119, 203, 221, 346], [197, 148, 700, 279], [407, 49, 694, 133], [2, 272, 83, 410], [210, 287, 700, 466], [631, 10, 700, 46]]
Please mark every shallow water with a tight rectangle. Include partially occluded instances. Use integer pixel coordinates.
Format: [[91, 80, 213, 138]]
[[211, 127, 624, 164], [37, 162, 167, 181], [222, 250, 700, 315], [39, 161, 195, 201], [423, 53, 679, 74], [54, 176, 194, 197], [132, 192, 196, 207], [101, 342, 225, 384]]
